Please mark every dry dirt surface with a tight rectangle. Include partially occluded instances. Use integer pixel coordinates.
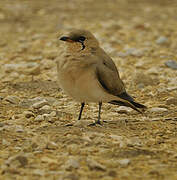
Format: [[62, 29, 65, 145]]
[[0, 0, 177, 180]]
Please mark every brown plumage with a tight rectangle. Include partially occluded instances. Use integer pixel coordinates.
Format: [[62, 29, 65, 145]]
[[57, 29, 146, 124]]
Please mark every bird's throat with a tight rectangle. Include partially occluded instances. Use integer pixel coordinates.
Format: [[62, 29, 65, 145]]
[[67, 42, 86, 52]]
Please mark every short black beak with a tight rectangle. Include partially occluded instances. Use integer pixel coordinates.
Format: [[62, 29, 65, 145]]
[[59, 36, 69, 41], [60, 36, 69, 41]]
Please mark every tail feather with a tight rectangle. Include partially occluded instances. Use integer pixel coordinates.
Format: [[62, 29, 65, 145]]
[[130, 101, 147, 109], [109, 91, 147, 113], [109, 99, 146, 113], [109, 100, 143, 113]]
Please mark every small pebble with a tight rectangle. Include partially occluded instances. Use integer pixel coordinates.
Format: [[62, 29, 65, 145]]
[[23, 111, 34, 118], [146, 67, 159, 75], [116, 106, 133, 114], [32, 99, 49, 109], [39, 105, 51, 111], [41, 156, 58, 164], [29, 55, 43, 61], [67, 144, 80, 155], [166, 97, 177, 105], [35, 115, 44, 122], [50, 111, 56, 117], [127, 137, 142, 147], [137, 83, 145, 89], [46, 141, 58, 150], [32, 169, 45, 176], [15, 126, 24, 133], [117, 52, 128, 57], [5, 95, 20, 104], [149, 107, 168, 113], [9, 72, 19, 78], [87, 158, 106, 171], [165, 60, 177, 70], [20, 97, 46, 108], [125, 48, 144, 57], [130, 49, 144, 57], [42, 114, 51, 121], [167, 87, 177, 91], [2, 139, 11, 146], [135, 61, 146, 68], [65, 158, 80, 170], [156, 36, 168, 44], [15, 155, 28, 167], [6, 155, 28, 167], [118, 159, 130, 166]]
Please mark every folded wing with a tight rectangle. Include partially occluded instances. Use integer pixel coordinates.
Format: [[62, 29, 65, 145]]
[[95, 52, 146, 112]]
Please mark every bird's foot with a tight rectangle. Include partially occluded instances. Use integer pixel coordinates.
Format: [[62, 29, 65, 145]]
[[88, 120, 102, 126], [103, 120, 108, 123]]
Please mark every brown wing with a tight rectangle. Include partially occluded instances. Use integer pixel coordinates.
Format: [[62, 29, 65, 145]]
[[94, 48, 146, 111], [95, 48, 126, 96]]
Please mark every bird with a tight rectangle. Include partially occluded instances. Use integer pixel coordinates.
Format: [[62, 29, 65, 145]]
[[56, 29, 146, 125]]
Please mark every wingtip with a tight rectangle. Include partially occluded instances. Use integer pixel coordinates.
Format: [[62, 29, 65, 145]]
[[131, 101, 147, 109], [109, 100, 146, 114]]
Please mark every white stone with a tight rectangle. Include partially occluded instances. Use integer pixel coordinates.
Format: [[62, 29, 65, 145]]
[[118, 159, 130, 166], [46, 141, 58, 150], [2, 139, 11, 146], [149, 107, 168, 113], [167, 87, 177, 91], [34, 115, 44, 122], [116, 106, 133, 114], [32, 99, 49, 109], [146, 67, 159, 75], [50, 111, 56, 117], [156, 36, 168, 44], [39, 105, 51, 111]]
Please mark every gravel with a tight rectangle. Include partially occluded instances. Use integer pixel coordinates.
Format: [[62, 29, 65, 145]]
[[0, 0, 177, 179]]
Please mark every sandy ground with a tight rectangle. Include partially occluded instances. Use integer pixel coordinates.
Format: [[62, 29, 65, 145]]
[[0, 0, 177, 179]]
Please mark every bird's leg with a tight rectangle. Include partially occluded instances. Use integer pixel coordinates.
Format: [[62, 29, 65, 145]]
[[78, 102, 85, 120], [96, 102, 102, 124], [65, 102, 85, 126], [89, 102, 102, 126]]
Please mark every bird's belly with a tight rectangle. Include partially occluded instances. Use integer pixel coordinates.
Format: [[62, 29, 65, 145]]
[[58, 69, 113, 103]]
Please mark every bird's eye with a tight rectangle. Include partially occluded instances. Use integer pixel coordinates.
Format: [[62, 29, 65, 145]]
[[78, 36, 86, 42]]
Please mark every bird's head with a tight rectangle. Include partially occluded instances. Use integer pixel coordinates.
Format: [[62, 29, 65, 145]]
[[59, 29, 99, 51]]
